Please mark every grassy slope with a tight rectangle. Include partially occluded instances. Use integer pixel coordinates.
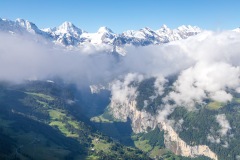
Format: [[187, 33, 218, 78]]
[[207, 101, 224, 110], [0, 81, 150, 160], [25, 92, 55, 101]]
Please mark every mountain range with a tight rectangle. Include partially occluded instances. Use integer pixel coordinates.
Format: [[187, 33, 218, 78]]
[[0, 18, 201, 54]]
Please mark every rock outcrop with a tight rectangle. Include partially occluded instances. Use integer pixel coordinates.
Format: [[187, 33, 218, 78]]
[[110, 101, 158, 133], [109, 100, 218, 160], [160, 121, 218, 160]]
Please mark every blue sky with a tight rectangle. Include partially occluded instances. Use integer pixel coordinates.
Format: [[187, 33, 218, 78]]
[[0, 0, 239, 33]]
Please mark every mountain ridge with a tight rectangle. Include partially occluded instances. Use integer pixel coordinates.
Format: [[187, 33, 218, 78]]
[[0, 18, 202, 53]]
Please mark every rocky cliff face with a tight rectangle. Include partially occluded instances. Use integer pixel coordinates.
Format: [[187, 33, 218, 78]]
[[109, 100, 218, 160], [110, 101, 158, 133], [159, 122, 218, 160]]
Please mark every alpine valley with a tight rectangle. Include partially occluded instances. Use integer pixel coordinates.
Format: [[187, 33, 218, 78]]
[[1, 18, 240, 160]]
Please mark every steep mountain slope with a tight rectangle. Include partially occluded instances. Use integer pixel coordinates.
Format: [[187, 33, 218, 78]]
[[16, 18, 48, 36], [1, 79, 216, 160], [0, 81, 150, 160], [89, 74, 240, 160]]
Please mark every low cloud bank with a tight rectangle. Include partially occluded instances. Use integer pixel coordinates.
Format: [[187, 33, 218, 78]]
[[0, 32, 117, 85], [1, 30, 240, 110], [109, 31, 240, 121]]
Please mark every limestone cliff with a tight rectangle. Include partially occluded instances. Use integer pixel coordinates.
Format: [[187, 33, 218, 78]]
[[159, 121, 218, 160], [109, 100, 218, 160]]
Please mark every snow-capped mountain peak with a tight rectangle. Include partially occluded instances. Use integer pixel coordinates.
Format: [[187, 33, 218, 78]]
[[55, 21, 83, 35], [233, 27, 240, 32], [122, 27, 156, 39], [0, 18, 26, 34], [15, 18, 40, 34], [0, 17, 203, 53], [175, 25, 201, 39], [176, 25, 201, 34], [161, 24, 168, 29], [80, 26, 116, 45], [140, 27, 156, 34], [97, 26, 114, 34], [42, 21, 85, 46], [157, 24, 171, 33]]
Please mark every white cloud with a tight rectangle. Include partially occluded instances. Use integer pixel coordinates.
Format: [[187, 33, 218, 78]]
[[207, 134, 221, 144], [0, 32, 118, 85], [110, 73, 144, 104], [157, 104, 175, 122], [210, 91, 232, 103], [216, 114, 231, 136], [1, 30, 240, 117], [169, 61, 240, 106], [107, 31, 240, 120], [154, 75, 167, 96]]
